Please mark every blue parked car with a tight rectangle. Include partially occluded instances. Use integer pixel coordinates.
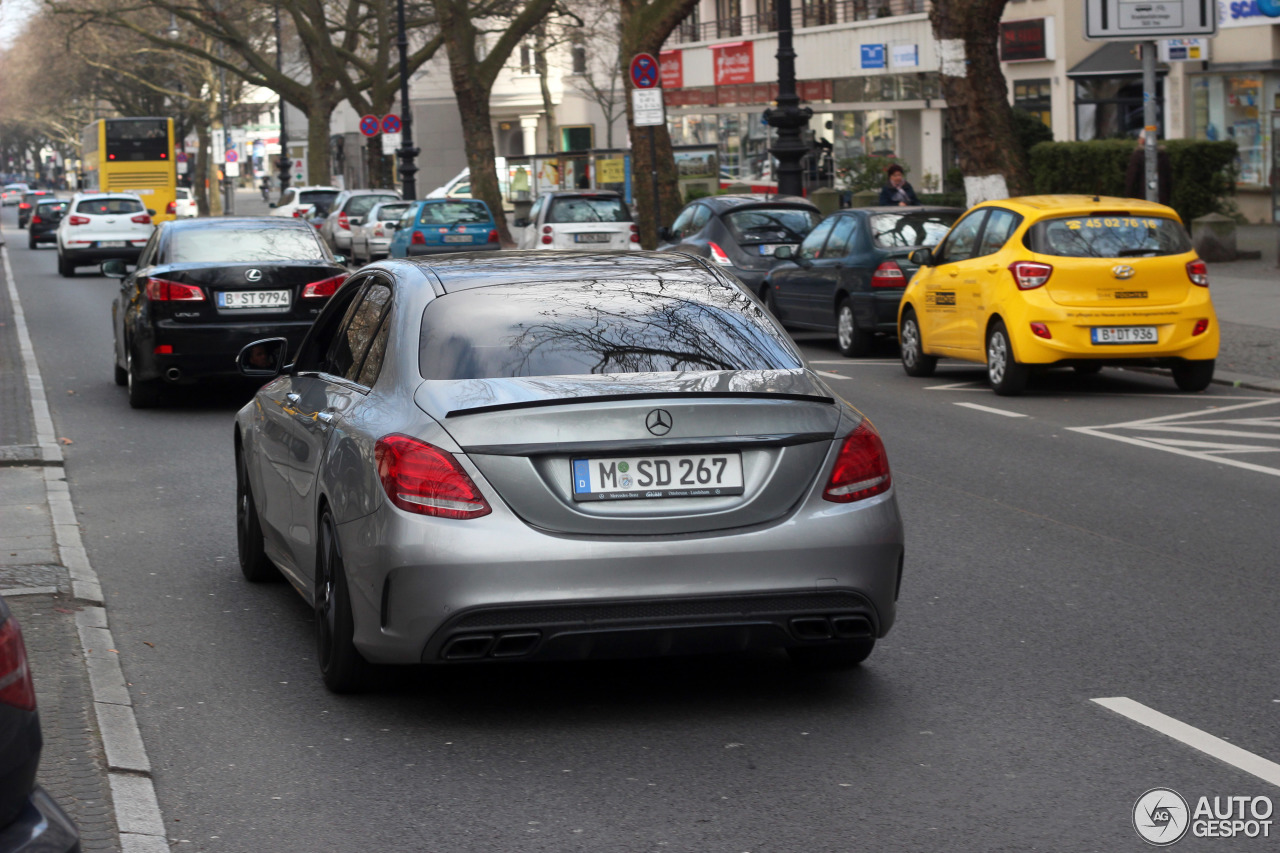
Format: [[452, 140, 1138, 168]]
[[387, 199, 501, 258]]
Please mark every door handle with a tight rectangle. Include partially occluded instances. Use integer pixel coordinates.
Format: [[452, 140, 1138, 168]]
[[986, 264, 1000, 273], [286, 392, 301, 404]]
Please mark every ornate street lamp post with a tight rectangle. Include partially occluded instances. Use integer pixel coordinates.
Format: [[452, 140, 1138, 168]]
[[395, 0, 420, 198], [763, 0, 811, 198]]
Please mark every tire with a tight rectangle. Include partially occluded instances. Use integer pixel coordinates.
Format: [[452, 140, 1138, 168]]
[[986, 319, 1029, 396], [125, 346, 161, 409], [236, 448, 280, 583], [28, 237, 36, 250], [836, 298, 872, 358], [898, 309, 937, 377], [1074, 364, 1103, 375], [760, 283, 777, 315], [315, 511, 370, 693], [788, 639, 875, 672], [1172, 359, 1215, 392], [57, 253, 75, 278]]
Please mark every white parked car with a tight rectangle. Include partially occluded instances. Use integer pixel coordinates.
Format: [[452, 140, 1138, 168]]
[[269, 185, 341, 224], [166, 186, 197, 218], [513, 190, 639, 251], [426, 168, 472, 199], [2, 183, 30, 206], [55, 192, 154, 277], [349, 200, 413, 265]]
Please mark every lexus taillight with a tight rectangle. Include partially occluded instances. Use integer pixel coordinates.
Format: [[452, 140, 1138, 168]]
[[1009, 261, 1053, 290], [823, 420, 891, 503], [411, 230, 426, 245], [166, 201, 177, 215], [68, 215, 90, 226], [132, 213, 152, 225], [302, 274, 346, 298], [708, 241, 733, 265], [488, 229, 499, 243], [871, 260, 906, 288], [0, 617, 36, 712], [1187, 259, 1209, 287], [375, 434, 491, 519], [145, 278, 205, 301], [338, 212, 350, 231]]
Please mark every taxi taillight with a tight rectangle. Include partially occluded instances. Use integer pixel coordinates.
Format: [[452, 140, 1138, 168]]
[[1009, 261, 1053, 290], [1187, 260, 1209, 287]]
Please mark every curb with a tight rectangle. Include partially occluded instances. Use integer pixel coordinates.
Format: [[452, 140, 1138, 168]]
[[3, 242, 169, 851], [1126, 365, 1280, 395]]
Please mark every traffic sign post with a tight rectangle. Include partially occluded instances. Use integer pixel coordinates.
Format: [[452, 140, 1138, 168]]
[[632, 87, 666, 244], [359, 114, 381, 137]]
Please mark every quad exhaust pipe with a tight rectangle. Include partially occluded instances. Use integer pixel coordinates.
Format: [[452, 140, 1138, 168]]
[[790, 614, 873, 641], [441, 631, 542, 661]]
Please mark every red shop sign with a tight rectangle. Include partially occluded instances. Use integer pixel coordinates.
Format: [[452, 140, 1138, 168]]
[[712, 41, 754, 86], [660, 50, 683, 89]]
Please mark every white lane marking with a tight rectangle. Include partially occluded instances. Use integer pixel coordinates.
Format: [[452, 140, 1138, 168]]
[[925, 381, 987, 391], [953, 402, 1028, 418], [808, 360, 902, 366], [1070, 399, 1280, 478], [815, 370, 846, 379], [1093, 697, 1280, 789]]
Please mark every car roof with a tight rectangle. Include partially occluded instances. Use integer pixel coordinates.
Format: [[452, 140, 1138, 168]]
[[166, 216, 316, 231], [34, 197, 66, 205], [698, 194, 817, 213], [290, 185, 340, 192], [539, 190, 623, 198], [73, 191, 141, 199], [838, 205, 965, 215], [975, 195, 1180, 219], [400, 250, 715, 294]]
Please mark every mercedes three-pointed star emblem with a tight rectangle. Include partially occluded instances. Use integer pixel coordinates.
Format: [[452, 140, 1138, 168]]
[[245, 268, 263, 282], [645, 409, 672, 436]]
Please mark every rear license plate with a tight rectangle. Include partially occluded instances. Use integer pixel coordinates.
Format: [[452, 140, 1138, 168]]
[[758, 244, 789, 256], [98, 241, 126, 248], [574, 233, 611, 243], [1091, 326, 1157, 345], [443, 235, 473, 243], [218, 290, 291, 309], [571, 453, 744, 501]]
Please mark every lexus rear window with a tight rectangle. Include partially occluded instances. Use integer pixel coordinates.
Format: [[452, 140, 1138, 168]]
[[546, 196, 631, 224], [419, 201, 491, 225], [723, 208, 820, 244], [870, 211, 959, 249], [76, 198, 144, 215], [1025, 215, 1191, 258], [419, 279, 801, 380], [168, 227, 326, 264]]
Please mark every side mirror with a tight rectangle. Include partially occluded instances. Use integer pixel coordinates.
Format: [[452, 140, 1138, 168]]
[[513, 218, 529, 228], [237, 338, 289, 378], [146, 209, 156, 217], [773, 245, 794, 260], [332, 254, 348, 266], [909, 248, 934, 267], [100, 259, 128, 278]]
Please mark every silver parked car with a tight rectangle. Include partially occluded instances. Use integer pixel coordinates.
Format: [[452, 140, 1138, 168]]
[[349, 200, 412, 265], [318, 188, 402, 255], [233, 252, 904, 692]]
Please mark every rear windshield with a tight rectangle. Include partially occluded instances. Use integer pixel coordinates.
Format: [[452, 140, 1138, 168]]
[[104, 119, 169, 161], [374, 203, 410, 222], [546, 196, 631, 224], [723, 208, 820, 244], [168, 227, 326, 264], [36, 201, 68, 213], [870, 211, 959, 249], [345, 194, 399, 218], [419, 280, 800, 380], [299, 190, 339, 214], [1025, 215, 1192, 258], [418, 201, 491, 225], [76, 198, 144, 215]]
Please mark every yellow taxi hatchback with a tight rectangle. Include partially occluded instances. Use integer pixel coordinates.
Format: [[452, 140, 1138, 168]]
[[896, 195, 1218, 395]]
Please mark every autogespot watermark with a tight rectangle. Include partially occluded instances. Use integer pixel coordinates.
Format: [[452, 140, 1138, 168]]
[[1133, 788, 1274, 845]]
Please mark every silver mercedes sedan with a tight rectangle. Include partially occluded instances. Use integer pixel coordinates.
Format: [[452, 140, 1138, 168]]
[[233, 251, 904, 692]]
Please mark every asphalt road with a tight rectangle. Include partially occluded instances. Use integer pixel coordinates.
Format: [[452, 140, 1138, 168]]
[[9, 210, 1280, 851]]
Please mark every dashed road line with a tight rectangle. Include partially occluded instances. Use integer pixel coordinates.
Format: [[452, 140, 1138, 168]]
[[925, 380, 986, 391], [815, 370, 846, 379], [953, 402, 1028, 418], [1094, 697, 1280, 789], [808, 360, 902, 366]]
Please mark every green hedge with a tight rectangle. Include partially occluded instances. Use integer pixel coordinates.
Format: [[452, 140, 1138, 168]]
[[1028, 139, 1238, 224]]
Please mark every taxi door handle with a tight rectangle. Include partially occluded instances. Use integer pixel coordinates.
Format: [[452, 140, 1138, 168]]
[[286, 392, 301, 404], [986, 264, 1000, 273]]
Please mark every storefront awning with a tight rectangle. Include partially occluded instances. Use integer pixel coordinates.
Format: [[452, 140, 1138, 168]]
[[1068, 42, 1167, 77]]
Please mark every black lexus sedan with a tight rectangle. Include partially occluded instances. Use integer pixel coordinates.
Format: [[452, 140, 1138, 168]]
[[108, 217, 349, 408], [0, 596, 81, 853]]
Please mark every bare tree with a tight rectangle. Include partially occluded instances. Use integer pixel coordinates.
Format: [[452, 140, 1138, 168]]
[[561, 0, 624, 148]]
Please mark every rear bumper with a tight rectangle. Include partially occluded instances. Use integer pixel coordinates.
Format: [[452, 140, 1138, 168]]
[[855, 290, 906, 333], [0, 787, 80, 853], [28, 230, 57, 243], [1003, 296, 1220, 365], [133, 320, 315, 383], [406, 243, 502, 256], [59, 245, 145, 265]]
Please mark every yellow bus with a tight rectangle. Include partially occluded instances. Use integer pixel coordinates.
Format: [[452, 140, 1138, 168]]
[[81, 118, 178, 222]]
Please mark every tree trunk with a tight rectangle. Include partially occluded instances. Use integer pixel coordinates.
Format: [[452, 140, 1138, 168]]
[[536, 31, 556, 154], [306, 104, 338, 186], [194, 120, 212, 217], [366, 132, 388, 189], [453, 82, 509, 245], [929, 0, 1025, 204]]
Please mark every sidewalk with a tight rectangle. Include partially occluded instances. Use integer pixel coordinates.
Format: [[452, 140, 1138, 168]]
[[1, 228, 168, 852], [1201, 224, 1280, 392]]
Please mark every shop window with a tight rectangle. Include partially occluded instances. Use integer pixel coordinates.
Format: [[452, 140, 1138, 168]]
[[1193, 75, 1267, 188], [1074, 76, 1162, 141], [561, 126, 594, 152], [1013, 78, 1052, 130]]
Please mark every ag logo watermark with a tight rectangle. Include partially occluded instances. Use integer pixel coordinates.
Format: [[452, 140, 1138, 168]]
[[1133, 789, 1274, 845]]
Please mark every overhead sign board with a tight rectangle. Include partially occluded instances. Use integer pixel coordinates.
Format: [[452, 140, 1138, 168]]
[[1085, 0, 1217, 39], [632, 89, 665, 127]]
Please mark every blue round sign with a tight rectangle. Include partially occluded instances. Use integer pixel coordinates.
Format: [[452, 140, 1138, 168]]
[[359, 114, 380, 137], [630, 53, 659, 89], [381, 114, 401, 135]]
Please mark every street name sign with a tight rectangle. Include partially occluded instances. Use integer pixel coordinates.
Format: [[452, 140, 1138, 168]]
[[1085, 0, 1216, 39], [630, 53, 660, 89], [632, 89, 665, 126]]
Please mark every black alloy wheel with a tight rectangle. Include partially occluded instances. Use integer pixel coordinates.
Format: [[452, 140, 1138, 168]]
[[898, 309, 937, 377], [315, 511, 370, 693], [985, 318, 1030, 397], [125, 346, 161, 409], [1172, 359, 1215, 392], [236, 449, 280, 583], [836, 298, 871, 358], [787, 639, 876, 671]]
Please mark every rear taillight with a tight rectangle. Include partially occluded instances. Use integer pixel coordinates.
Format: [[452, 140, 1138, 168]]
[[541, 225, 553, 245], [18, 202, 29, 210], [302, 274, 346, 298], [823, 420, 891, 503], [375, 434, 491, 519], [166, 201, 177, 215], [488, 229, 499, 243], [411, 230, 426, 245], [630, 224, 640, 243], [30, 216, 41, 225], [0, 617, 37, 712], [1009, 261, 1053, 290], [1030, 322, 1052, 339], [68, 215, 90, 226], [338, 212, 350, 231], [1187, 259, 1209, 287], [708, 241, 733, 265], [870, 260, 906, 288], [132, 213, 152, 225], [1193, 318, 1210, 336], [145, 278, 205, 301]]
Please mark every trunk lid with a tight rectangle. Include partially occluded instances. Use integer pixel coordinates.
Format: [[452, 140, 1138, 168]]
[[148, 262, 345, 323], [1039, 254, 1194, 308], [415, 370, 843, 535]]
